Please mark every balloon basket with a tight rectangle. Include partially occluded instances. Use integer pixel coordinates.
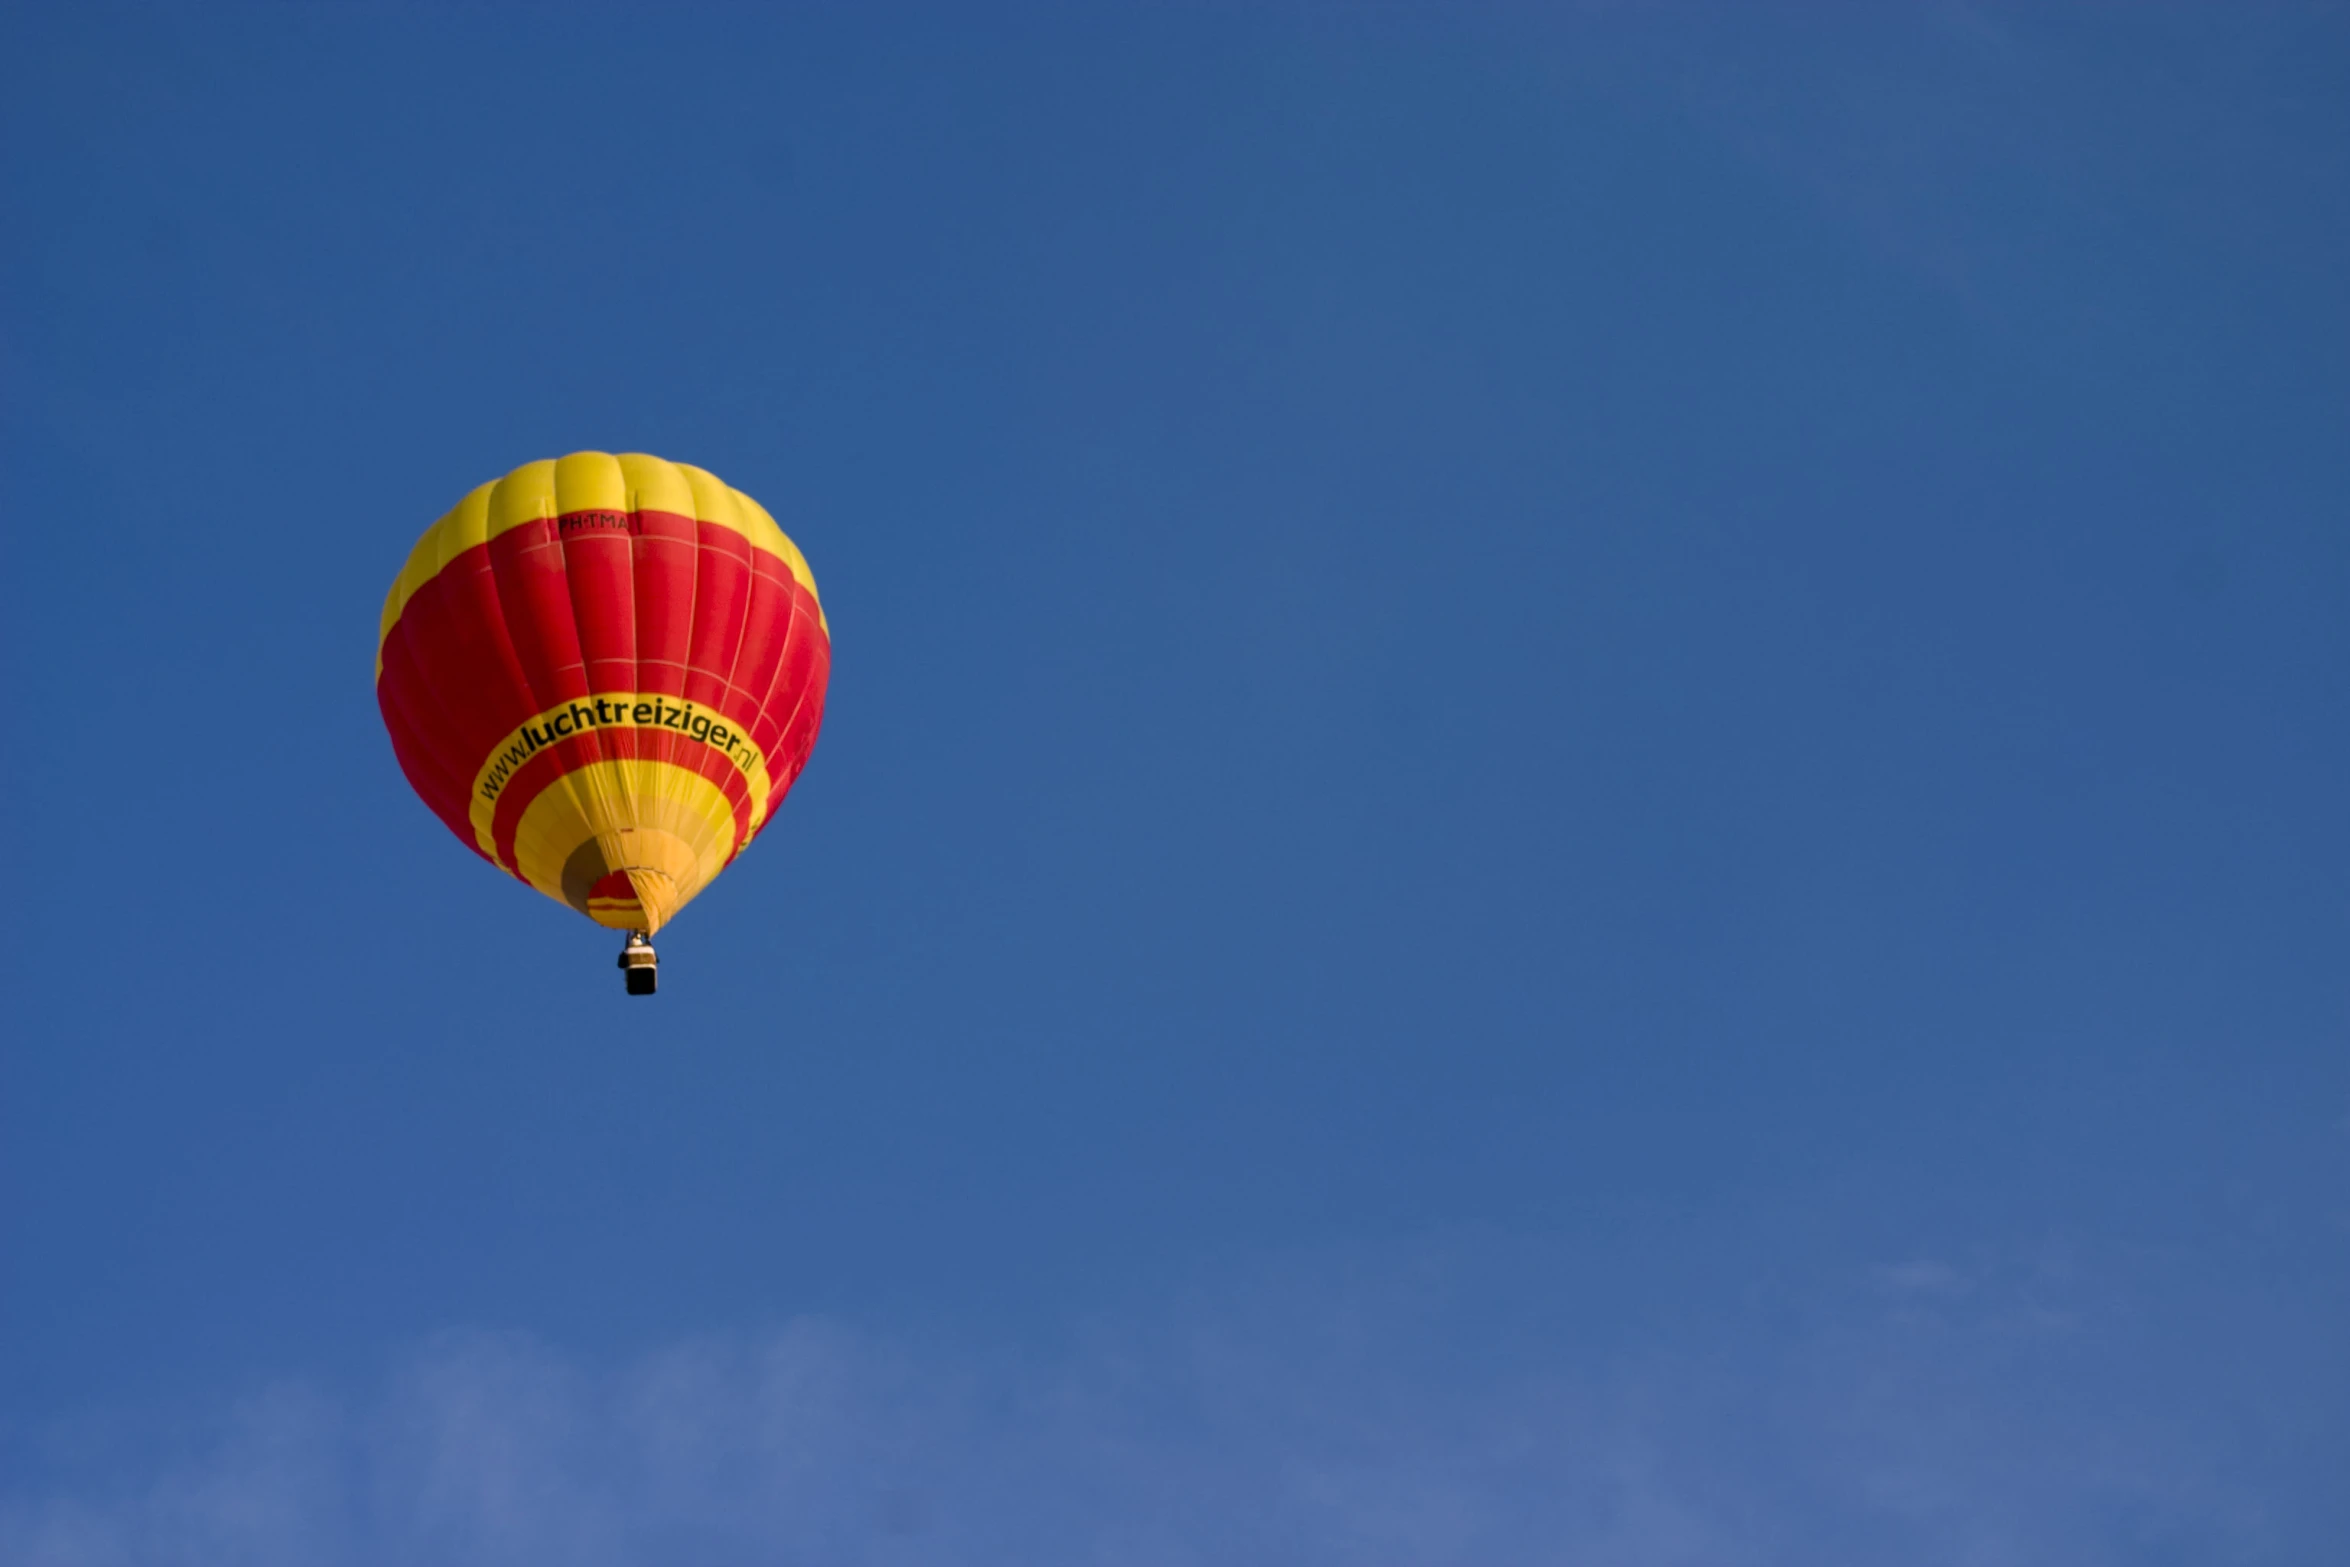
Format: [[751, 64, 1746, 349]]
[[617, 932, 658, 996]]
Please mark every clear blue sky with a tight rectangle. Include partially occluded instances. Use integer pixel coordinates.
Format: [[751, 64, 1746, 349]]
[[3, 6, 2344, 1563]]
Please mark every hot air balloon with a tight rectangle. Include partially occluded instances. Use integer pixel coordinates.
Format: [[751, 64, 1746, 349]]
[[375, 452, 830, 994]]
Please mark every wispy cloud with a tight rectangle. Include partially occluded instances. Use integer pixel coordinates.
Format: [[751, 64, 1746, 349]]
[[0, 1239, 2309, 1566]]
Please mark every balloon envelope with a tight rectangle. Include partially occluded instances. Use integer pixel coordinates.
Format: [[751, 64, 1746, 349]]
[[376, 452, 829, 933]]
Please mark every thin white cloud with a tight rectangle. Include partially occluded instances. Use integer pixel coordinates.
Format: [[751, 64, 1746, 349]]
[[1873, 1259, 1968, 1296], [0, 1243, 2298, 1566]]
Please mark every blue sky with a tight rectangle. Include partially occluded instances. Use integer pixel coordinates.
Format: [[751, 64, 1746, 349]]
[[2, 5, 2345, 1562]]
